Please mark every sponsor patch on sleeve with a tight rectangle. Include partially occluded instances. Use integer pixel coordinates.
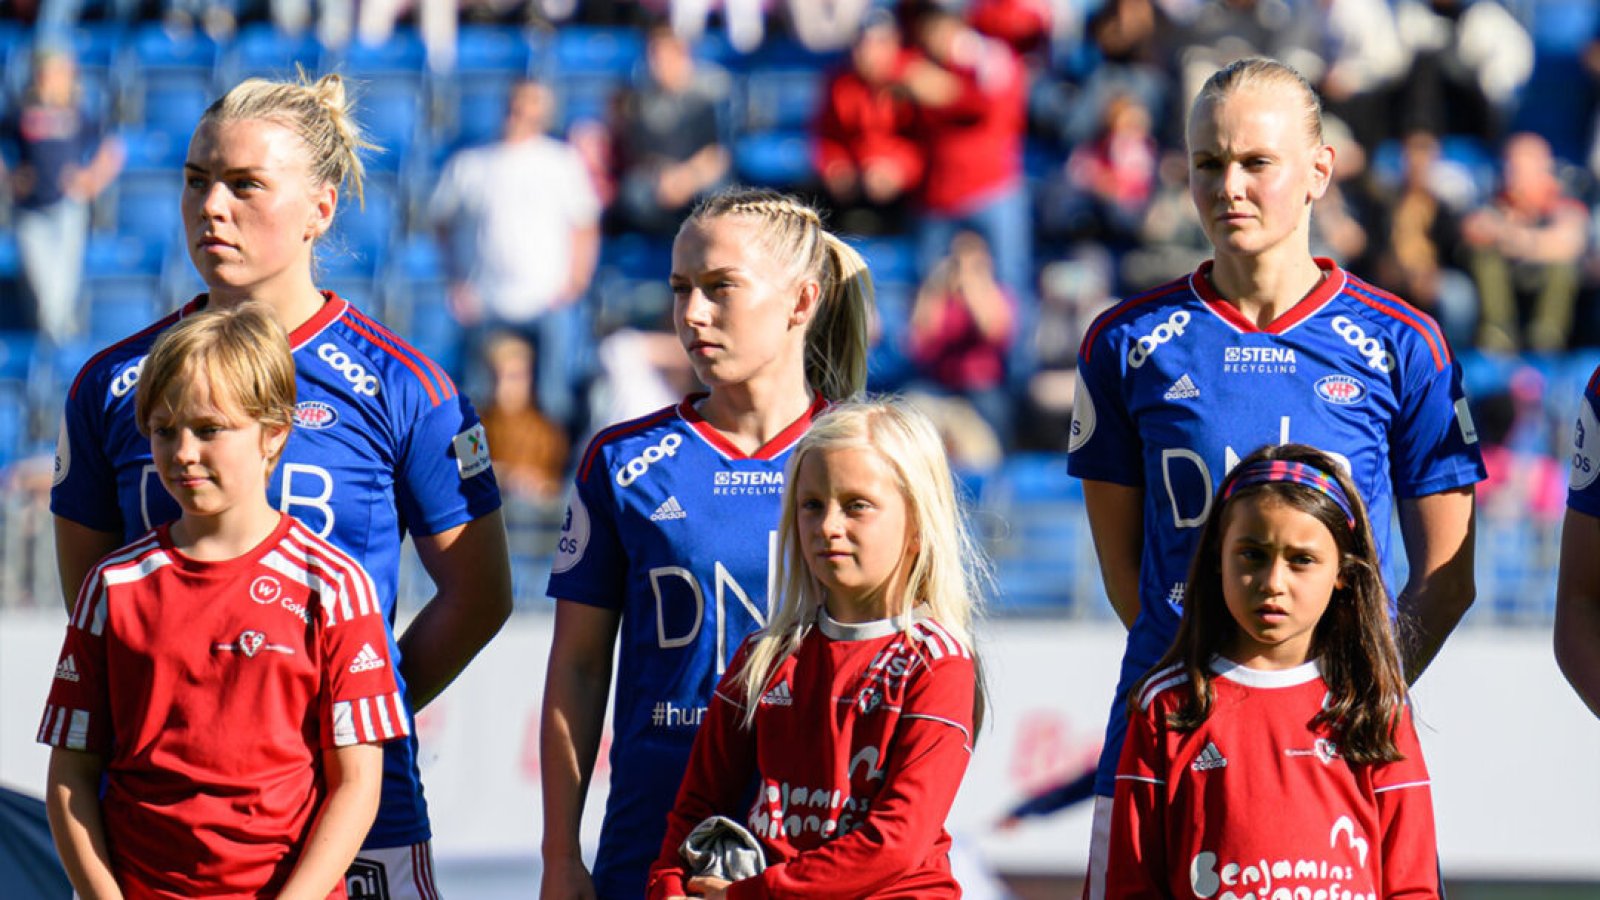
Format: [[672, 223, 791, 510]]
[[1453, 398, 1478, 446], [1571, 401, 1600, 491], [452, 423, 492, 480], [1068, 369, 1096, 453], [52, 415, 70, 486], [551, 492, 591, 574]]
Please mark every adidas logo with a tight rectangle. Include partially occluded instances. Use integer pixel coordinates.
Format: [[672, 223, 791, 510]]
[[759, 680, 793, 707], [348, 643, 387, 674], [54, 654, 80, 683], [1164, 374, 1200, 401], [1191, 741, 1228, 772], [650, 496, 687, 521]]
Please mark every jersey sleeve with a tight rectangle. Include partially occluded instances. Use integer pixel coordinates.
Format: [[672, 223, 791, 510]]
[[1566, 368, 1600, 516], [1105, 699, 1169, 898], [647, 647, 761, 900], [545, 442, 629, 610], [50, 373, 125, 534], [1372, 704, 1440, 899], [37, 569, 114, 754], [395, 394, 503, 538], [1390, 334, 1485, 499], [320, 562, 409, 748], [732, 653, 976, 900], [1066, 317, 1143, 487]]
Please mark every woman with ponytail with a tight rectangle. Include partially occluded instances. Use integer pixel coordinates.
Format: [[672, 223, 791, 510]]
[[540, 187, 875, 899], [50, 73, 513, 898]]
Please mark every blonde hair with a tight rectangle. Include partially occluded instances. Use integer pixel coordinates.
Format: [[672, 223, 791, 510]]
[[1189, 57, 1324, 147], [683, 188, 872, 402], [136, 302, 297, 473], [735, 398, 990, 731], [200, 72, 376, 208]]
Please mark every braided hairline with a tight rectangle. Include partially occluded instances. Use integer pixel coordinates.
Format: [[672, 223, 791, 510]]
[[725, 197, 822, 228]]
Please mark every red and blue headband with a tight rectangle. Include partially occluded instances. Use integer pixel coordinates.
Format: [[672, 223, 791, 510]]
[[1220, 459, 1357, 529]]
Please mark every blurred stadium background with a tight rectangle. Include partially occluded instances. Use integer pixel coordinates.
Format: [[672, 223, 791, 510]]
[[0, 3, 1598, 895]]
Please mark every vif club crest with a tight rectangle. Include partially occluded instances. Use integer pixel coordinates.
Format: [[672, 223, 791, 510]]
[[250, 575, 283, 605]]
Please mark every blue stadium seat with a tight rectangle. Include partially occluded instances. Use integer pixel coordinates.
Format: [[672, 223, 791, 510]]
[[455, 25, 538, 76], [223, 24, 325, 83], [113, 171, 184, 251], [333, 28, 427, 76], [740, 68, 823, 132], [116, 127, 189, 172], [732, 131, 813, 188], [393, 234, 445, 281], [84, 275, 161, 344], [85, 233, 164, 278], [127, 23, 220, 74], [449, 77, 513, 149], [138, 77, 212, 141], [394, 278, 461, 376], [354, 78, 423, 172], [851, 236, 918, 285], [0, 381, 27, 468], [0, 331, 36, 383], [555, 72, 621, 130], [551, 26, 643, 79], [327, 175, 399, 269]]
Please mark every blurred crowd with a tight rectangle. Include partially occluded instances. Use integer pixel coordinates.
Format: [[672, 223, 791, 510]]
[[7, 0, 1600, 509]]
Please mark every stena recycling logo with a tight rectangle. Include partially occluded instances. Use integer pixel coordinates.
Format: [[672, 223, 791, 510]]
[[1314, 374, 1366, 405], [1572, 401, 1600, 491], [317, 343, 380, 396], [1068, 369, 1096, 452], [616, 434, 683, 488], [1127, 310, 1190, 368]]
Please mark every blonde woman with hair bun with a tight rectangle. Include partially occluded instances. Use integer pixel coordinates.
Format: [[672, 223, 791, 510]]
[[541, 187, 875, 899], [50, 73, 512, 898]]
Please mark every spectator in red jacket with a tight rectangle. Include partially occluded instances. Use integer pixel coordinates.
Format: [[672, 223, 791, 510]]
[[898, 2, 1032, 313], [813, 10, 925, 235]]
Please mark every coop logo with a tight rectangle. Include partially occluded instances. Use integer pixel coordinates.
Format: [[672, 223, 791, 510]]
[[317, 343, 379, 396], [1330, 316, 1396, 373], [1127, 310, 1190, 368], [110, 357, 147, 398], [616, 434, 683, 488], [294, 401, 339, 430], [1314, 375, 1366, 406]]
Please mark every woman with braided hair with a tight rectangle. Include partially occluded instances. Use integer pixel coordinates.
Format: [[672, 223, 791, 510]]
[[540, 187, 874, 899], [51, 73, 513, 897]]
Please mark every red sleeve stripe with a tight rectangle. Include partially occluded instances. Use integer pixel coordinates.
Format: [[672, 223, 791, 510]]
[[38, 706, 91, 750], [577, 405, 679, 482], [342, 311, 455, 408], [913, 619, 971, 659], [67, 307, 186, 400], [332, 692, 411, 745], [346, 305, 458, 399], [1079, 280, 1190, 363], [1346, 280, 1450, 371], [281, 524, 381, 625], [1586, 365, 1600, 396], [84, 535, 169, 635]]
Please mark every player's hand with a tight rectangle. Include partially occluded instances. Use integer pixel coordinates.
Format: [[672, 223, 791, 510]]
[[687, 875, 731, 898], [538, 853, 598, 900]]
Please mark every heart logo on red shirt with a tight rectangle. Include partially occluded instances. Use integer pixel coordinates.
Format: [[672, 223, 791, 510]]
[[239, 631, 265, 658]]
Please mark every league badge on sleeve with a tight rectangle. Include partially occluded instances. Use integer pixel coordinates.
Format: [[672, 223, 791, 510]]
[[452, 423, 492, 480], [552, 492, 591, 574], [52, 415, 70, 486]]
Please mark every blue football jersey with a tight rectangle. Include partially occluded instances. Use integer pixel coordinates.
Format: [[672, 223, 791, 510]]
[[1068, 260, 1485, 794], [51, 294, 503, 849], [1568, 367, 1600, 516], [548, 394, 824, 899]]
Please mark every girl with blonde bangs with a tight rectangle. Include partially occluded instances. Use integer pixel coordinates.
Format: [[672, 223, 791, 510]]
[[736, 399, 988, 731], [52, 72, 511, 898], [541, 188, 877, 899], [647, 398, 987, 900]]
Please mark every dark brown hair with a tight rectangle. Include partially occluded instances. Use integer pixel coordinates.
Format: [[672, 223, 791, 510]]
[[1134, 443, 1410, 763]]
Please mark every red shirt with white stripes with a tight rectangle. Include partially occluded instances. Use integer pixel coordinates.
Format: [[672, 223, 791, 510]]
[[648, 611, 976, 900], [1108, 658, 1440, 900], [39, 513, 406, 899]]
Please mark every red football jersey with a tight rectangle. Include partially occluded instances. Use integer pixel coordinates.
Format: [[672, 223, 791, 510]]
[[648, 613, 977, 900], [1108, 658, 1440, 900], [38, 514, 406, 899]]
